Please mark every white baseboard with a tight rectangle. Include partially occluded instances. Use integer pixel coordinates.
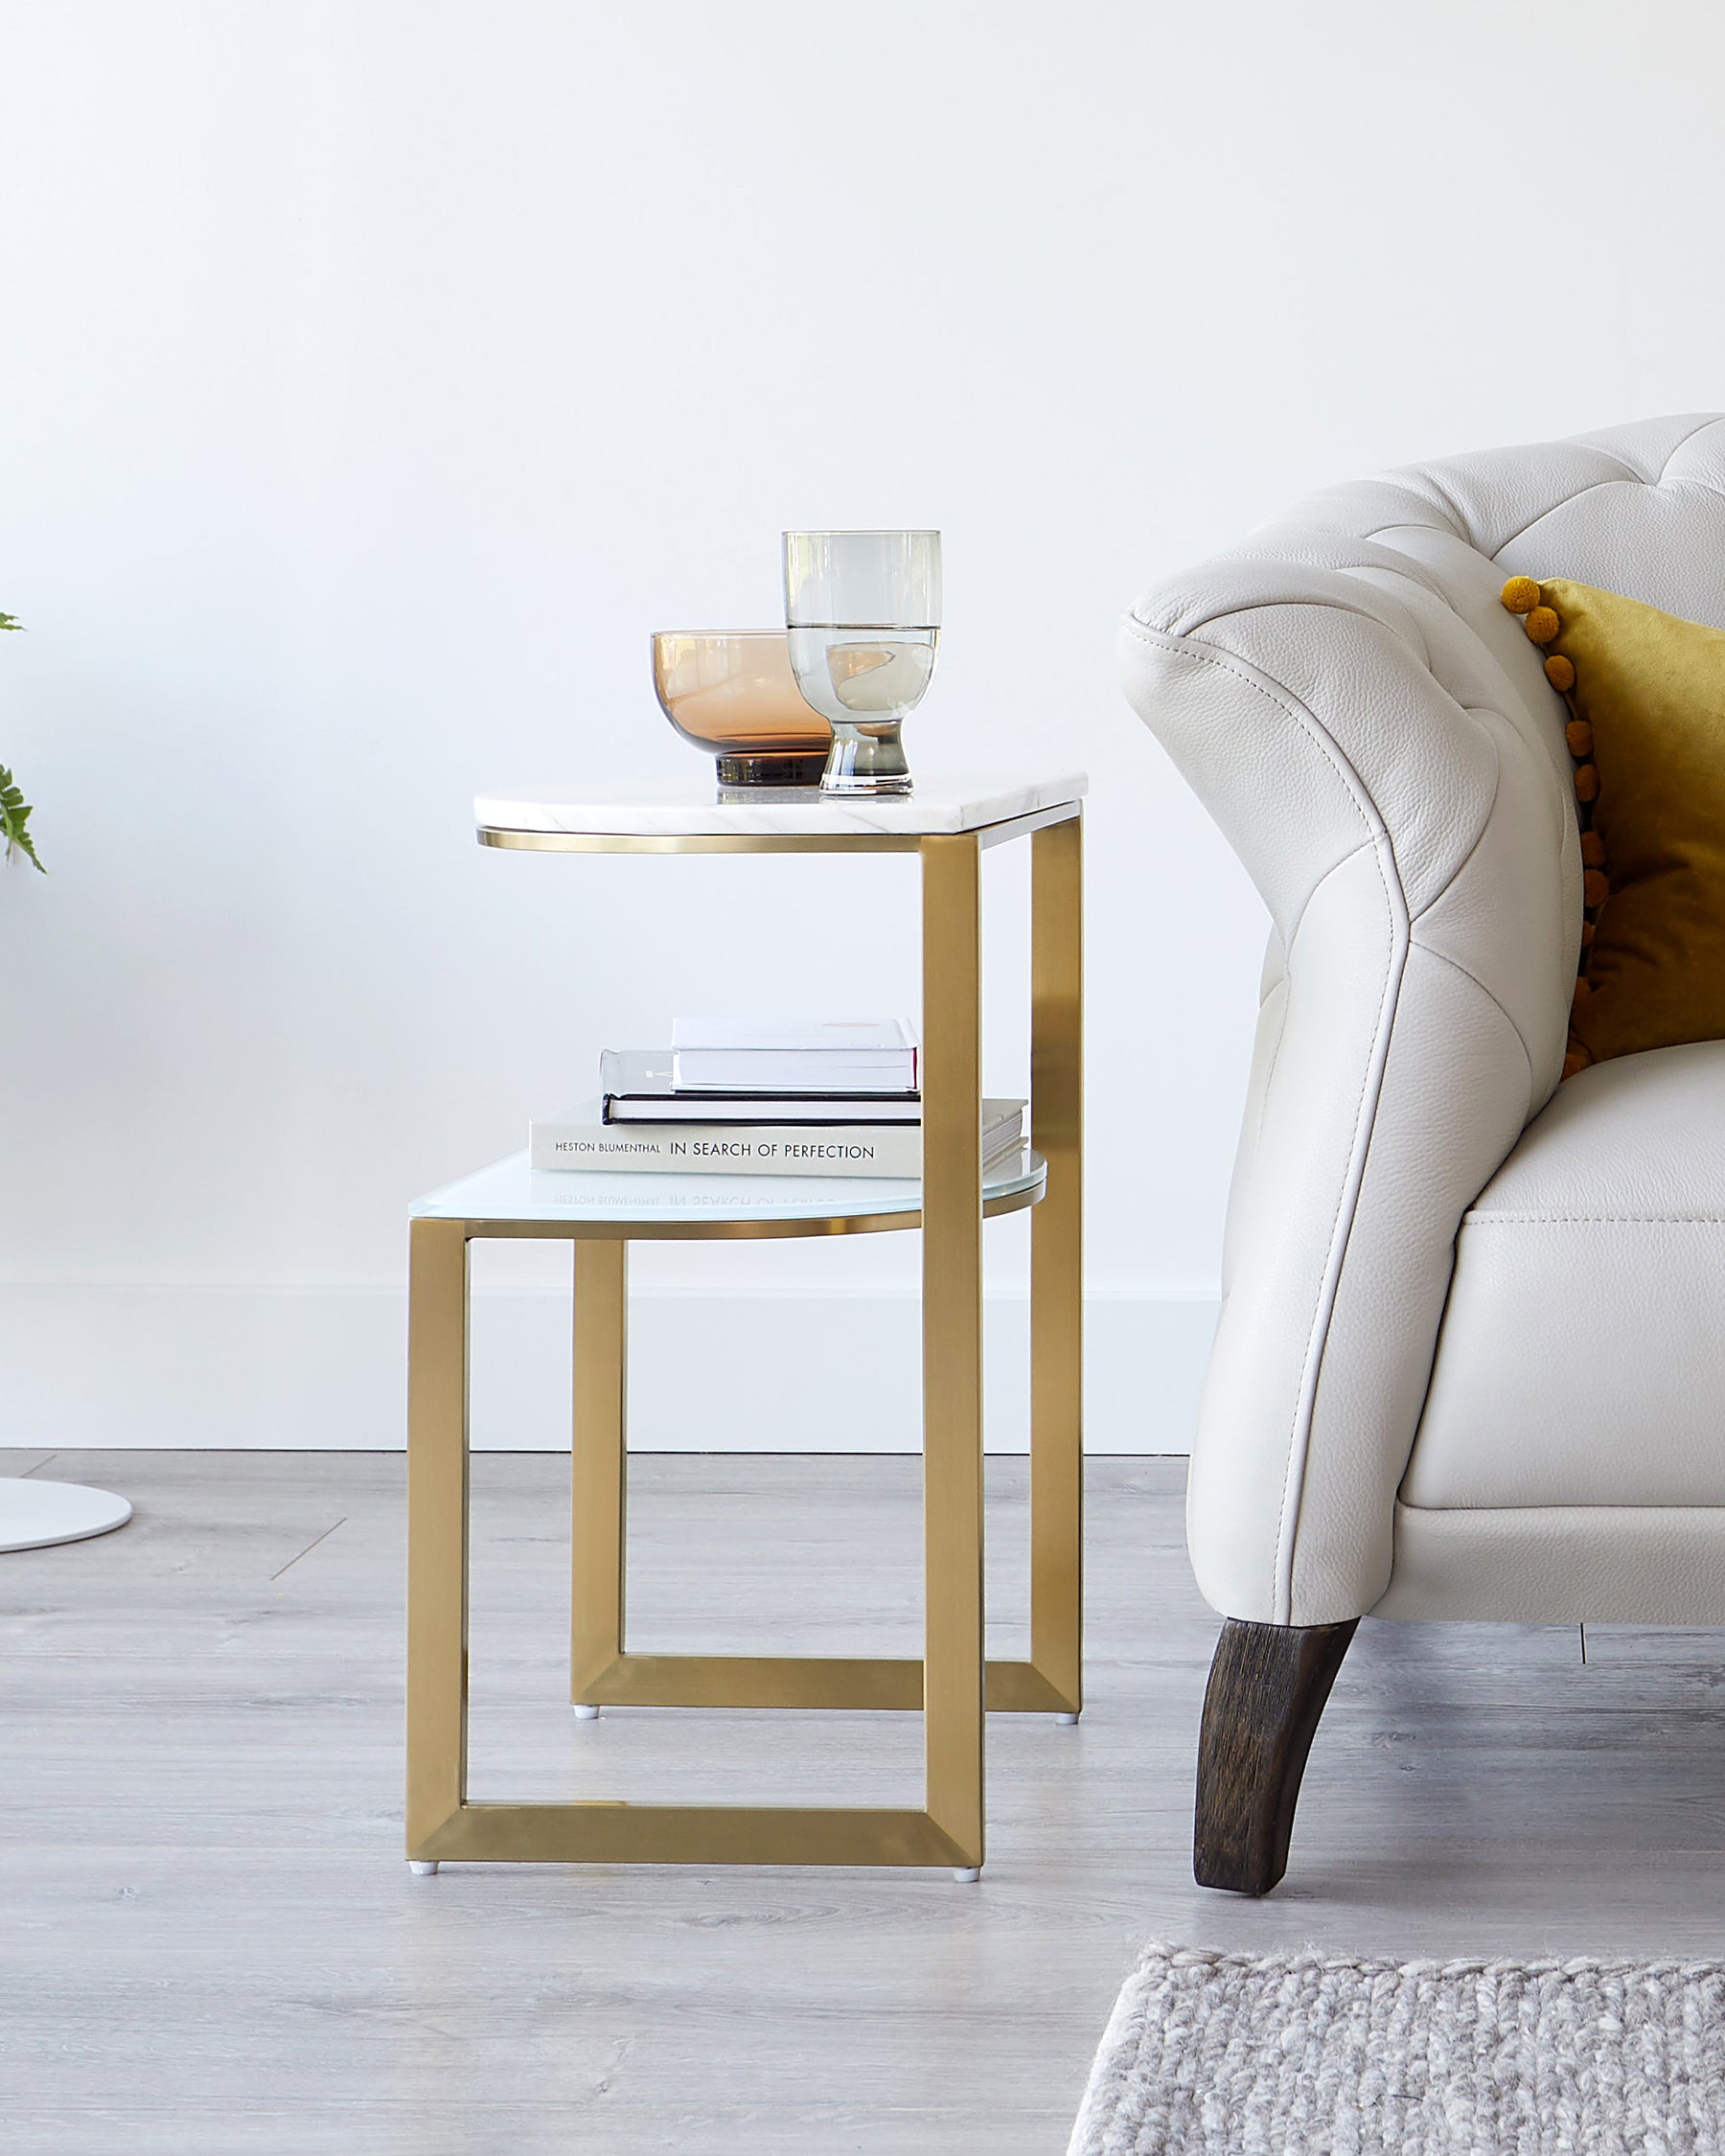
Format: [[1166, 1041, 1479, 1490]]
[[0, 1284, 1215, 1454]]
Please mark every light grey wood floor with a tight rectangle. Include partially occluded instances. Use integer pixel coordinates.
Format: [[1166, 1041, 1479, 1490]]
[[5, 1448, 1725, 2155]]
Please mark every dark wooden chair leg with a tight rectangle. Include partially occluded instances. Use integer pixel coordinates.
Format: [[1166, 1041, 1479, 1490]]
[[1193, 1617, 1358, 1895]]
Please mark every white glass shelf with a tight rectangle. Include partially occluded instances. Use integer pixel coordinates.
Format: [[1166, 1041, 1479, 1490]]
[[411, 1147, 1046, 1230], [474, 770, 1086, 841]]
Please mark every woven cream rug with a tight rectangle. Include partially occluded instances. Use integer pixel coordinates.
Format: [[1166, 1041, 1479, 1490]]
[[1069, 1945, 1725, 2154]]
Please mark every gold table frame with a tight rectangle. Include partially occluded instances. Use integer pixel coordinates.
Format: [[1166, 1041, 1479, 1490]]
[[406, 802, 1082, 1875]]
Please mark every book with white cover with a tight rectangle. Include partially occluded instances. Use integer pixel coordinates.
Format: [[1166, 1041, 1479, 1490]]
[[532, 1099, 1024, 1178], [670, 1017, 918, 1094], [600, 1049, 921, 1125]]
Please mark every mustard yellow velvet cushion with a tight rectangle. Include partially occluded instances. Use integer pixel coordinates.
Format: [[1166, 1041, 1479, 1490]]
[[1501, 575, 1725, 1075]]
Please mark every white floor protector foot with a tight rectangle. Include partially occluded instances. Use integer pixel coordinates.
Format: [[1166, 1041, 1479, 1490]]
[[0, 1479, 132, 1553]]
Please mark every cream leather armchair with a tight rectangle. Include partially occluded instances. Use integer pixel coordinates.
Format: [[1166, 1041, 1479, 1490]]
[[1118, 413, 1725, 1893]]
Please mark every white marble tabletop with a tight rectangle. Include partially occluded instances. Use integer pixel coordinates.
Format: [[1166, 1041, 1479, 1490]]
[[411, 1148, 1046, 1227], [475, 771, 1086, 839]]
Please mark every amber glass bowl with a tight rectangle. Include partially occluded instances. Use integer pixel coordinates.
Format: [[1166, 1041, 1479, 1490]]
[[652, 631, 832, 788]]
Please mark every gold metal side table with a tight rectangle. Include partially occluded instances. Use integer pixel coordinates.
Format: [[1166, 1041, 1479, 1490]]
[[405, 773, 1084, 1880]]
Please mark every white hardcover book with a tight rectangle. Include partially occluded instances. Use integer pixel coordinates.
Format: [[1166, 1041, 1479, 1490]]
[[598, 1049, 922, 1124], [670, 1017, 918, 1093], [531, 1099, 1023, 1179]]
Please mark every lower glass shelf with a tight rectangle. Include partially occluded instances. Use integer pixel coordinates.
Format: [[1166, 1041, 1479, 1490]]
[[410, 1146, 1046, 1234]]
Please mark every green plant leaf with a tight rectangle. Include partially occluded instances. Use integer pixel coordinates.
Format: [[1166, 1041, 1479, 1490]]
[[0, 765, 44, 872], [2, 612, 41, 869]]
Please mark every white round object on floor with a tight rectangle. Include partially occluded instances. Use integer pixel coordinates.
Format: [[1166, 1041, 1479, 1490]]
[[0, 1479, 132, 1554]]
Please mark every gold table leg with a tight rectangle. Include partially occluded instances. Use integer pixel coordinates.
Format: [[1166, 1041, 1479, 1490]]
[[1031, 812, 1084, 1713], [570, 1240, 627, 1708], [918, 833, 987, 1870], [405, 1219, 470, 1864]]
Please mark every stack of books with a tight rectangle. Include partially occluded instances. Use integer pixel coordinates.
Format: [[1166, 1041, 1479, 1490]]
[[531, 1019, 1025, 1179]]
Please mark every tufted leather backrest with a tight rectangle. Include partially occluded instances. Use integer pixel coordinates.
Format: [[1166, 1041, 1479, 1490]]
[[1117, 415, 1725, 1628]]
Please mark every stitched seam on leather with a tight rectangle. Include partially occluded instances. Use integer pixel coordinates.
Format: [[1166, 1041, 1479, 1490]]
[[1577, 447, 1653, 484], [1392, 1499, 1725, 1518], [1247, 974, 1293, 1197], [1134, 589, 1434, 652], [1392, 474, 1469, 543], [1654, 414, 1723, 485], [1282, 837, 1372, 957], [1408, 708, 1576, 1097], [1231, 875, 1355, 1298], [1274, 848, 1403, 1624], [1335, 571, 1436, 672], [1133, 629, 1404, 1621], [1180, 596, 1429, 671], [1406, 711, 1503, 927], [1414, 944, 1534, 1106], [1125, 620, 1408, 1624], [1462, 1212, 1725, 1227], [1230, 952, 1294, 1288], [1121, 618, 1382, 851], [1399, 700, 1539, 1097], [1362, 522, 1453, 545], [1399, 422, 1716, 559], [1492, 475, 1643, 558], [1486, 415, 1723, 576]]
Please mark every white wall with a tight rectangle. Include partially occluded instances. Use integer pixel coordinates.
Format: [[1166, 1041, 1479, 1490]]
[[2, 0, 1720, 1451]]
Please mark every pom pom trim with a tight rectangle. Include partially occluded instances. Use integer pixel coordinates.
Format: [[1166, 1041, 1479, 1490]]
[[1501, 576, 1612, 1075], [1501, 575, 1542, 614]]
